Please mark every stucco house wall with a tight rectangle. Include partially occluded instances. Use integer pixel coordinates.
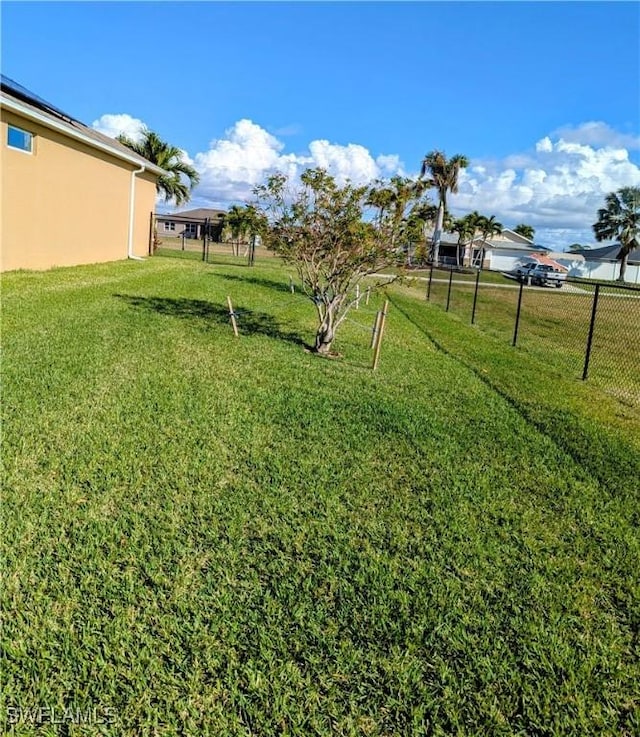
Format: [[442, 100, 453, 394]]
[[567, 259, 640, 284], [1, 80, 162, 272]]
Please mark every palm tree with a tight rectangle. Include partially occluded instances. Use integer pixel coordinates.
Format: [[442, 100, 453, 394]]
[[513, 223, 535, 241], [477, 214, 502, 268], [420, 150, 469, 264], [117, 129, 200, 206], [225, 204, 250, 256], [367, 177, 428, 263], [452, 216, 474, 268], [451, 211, 482, 267], [592, 186, 640, 282], [406, 202, 439, 264]]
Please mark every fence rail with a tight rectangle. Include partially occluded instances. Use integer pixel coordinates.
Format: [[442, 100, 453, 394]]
[[423, 264, 640, 406]]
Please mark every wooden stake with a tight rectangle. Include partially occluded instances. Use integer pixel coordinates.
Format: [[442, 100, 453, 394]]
[[355, 284, 360, 309], [372, 300, 389, 371], [227, 295, 239, 337], [365, 287, 370, 306], [289, 276, 295, 294]]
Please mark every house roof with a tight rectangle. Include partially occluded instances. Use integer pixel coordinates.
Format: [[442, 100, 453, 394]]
[[1, 75, 166, 177], [156, 208, 227, 221], [524, 253, 569, 271], [500, 228, 535, 245], [427, 227, 538, 251], [575, 243, 640, 263], [482, 237, 538, 252], [541, 250, 585, 264]]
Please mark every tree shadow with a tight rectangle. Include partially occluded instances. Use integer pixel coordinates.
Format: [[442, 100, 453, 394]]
[[114, 294, 309, 348], [213, 272, 300, 296]]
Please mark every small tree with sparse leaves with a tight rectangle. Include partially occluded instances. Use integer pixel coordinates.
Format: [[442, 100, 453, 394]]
[[253, 168, 425, 355]]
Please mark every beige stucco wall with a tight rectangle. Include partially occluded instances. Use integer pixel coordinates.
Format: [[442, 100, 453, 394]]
[[1, 109, 157, 271]]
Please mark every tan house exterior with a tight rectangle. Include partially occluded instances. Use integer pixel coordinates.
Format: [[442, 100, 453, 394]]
[[1, 76, 165, 272]]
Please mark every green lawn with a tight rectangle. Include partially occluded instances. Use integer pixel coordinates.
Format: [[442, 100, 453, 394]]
[[2, 256, 638, 736]]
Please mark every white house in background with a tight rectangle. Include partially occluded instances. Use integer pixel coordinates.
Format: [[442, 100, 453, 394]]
[[564, 244, 640, 284], [433, 227, 541, 271], [476, 229, 542, 271]]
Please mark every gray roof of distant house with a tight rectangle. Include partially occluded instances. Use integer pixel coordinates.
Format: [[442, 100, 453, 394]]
[[156, 208, 227, 221], [576, 243, 640, 262]]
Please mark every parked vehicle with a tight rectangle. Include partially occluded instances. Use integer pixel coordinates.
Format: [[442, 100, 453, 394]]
[[514, 263, 538, 280], [515, 262, 566, 287]]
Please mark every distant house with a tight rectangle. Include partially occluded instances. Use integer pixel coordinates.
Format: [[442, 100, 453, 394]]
[[155, 208, 226, 241], [474, 229, 542, 271], [432, 228, 540, 271], [565, 244, 640, 283], [1, 75, 165, 271]]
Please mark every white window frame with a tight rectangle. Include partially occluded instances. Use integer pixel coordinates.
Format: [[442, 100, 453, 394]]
[[7, 124, 34, 154], [163, 221, 176, 232]]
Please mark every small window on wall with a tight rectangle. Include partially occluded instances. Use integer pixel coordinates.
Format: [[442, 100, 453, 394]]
[[7, 125, 33, 153], [163, 221, 176, 232]]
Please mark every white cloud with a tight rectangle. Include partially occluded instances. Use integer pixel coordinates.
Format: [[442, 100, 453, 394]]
[[190, 119, 405, 206], [453, 134, 640, 249], [536, 137, 553, 153], [550, 121, 640, 150], [92, 113, 146, 142]]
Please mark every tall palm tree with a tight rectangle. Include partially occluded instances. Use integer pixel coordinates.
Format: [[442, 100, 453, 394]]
[[420, 150, 469, 264], [592, 186, 640, 282], [117, 129, 200, 206], [513, 223, 535, 241]]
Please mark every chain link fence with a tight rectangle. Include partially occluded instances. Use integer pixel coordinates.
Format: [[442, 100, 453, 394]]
[[423, 265, 640, 406]]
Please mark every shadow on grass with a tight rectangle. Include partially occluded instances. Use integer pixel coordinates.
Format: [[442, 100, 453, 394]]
[[114, 294, 309, 348], [213, 272, 299, 296]]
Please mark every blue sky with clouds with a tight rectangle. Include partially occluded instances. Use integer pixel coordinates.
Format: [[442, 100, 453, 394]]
[[3, 1, 639, 249]]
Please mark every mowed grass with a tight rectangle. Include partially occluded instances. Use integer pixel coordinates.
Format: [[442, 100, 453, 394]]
[[2, 256, 639, 736], [410, 275, 640, 406]]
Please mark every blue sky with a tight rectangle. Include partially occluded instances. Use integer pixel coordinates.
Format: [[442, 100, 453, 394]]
[[3, 1, 639, 248]]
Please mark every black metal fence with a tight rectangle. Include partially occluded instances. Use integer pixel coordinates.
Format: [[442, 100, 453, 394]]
[[152, 213, 264, 267], [423, 264, 640, 406]]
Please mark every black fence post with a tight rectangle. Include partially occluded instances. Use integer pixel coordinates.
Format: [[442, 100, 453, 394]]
[[471, 268, 481, 324], [202, 218, 208, 262], [426, 261, 434, 301], [446, 267, 454, 312], [582, 283, 600, 380], [512, 280, 524, 347]]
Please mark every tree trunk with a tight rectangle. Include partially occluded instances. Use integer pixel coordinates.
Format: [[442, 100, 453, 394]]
[[431, 202, 444, 265], [618, 254, 628, 282], [314, 306, 336, 354], [314, 326, 335, 354]]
